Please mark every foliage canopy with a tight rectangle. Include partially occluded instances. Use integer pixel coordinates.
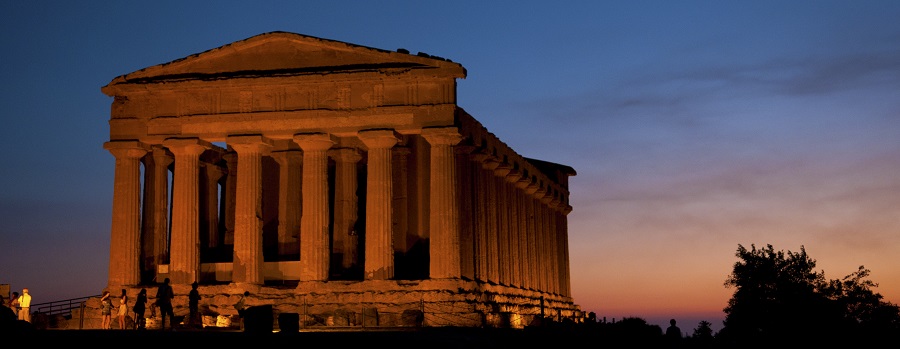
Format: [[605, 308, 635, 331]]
[[719, 244, 900, 345]]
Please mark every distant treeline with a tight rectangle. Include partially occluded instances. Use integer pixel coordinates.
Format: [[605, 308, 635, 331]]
[[541, 244, 900, 348]]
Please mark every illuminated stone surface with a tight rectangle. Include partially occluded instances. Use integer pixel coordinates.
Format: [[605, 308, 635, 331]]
[[97, 32, 579, 329]]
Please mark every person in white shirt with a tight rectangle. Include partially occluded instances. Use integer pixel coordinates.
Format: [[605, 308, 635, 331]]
[[17, 288, 32, 322]]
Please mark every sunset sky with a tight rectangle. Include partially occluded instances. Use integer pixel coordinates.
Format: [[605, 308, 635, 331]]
[[2, 1, 899, 333]]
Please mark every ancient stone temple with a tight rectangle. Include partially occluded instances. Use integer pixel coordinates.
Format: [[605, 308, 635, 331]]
[[101, 31, 579, 328]]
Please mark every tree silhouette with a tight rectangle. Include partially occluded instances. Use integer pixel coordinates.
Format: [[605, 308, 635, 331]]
[[691, 320, 714, 339], [719, 244, 900, 346], [819, 265, 900, 337]]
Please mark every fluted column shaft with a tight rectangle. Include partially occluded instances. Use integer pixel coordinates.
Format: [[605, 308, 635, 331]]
[[422, 127, 463, 279], [294, 133, 334, 281], [201, 163, 224, 251], [505, 169, 523, 288], [141, 146, 172, 283], [222, 153, 237, 246], [481, 156, 501, 284], [272, 150, 302, 258], [469, 152, 491, 282], [164, 138, 210, 285], [548, 199, 559, 294], [329, 148, 361, 269], [524, 181, 539, 290], [493, 163, 512, 285], [392, 147, 411, 256], [456, 146, 477, 280], [228, 135, 271, 285], [560, 204, 573, 296], [542, 193, 560, 294], [359, 130, 399, 280], [534, 187, 549, 292], [105, 141, 148, 286]]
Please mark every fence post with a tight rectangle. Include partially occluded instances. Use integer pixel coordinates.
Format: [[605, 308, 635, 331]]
[[79, 301, 86, 329]]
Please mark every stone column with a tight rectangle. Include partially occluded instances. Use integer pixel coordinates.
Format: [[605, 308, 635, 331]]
[[222, 152, 237, 246], [228, 135, 272, 285], [359, 130, 399, 280], [104, 141, 148, 286], [391, 147, 411, 258], [469, 151, 491, 283], [294, 133, 335, 281], [163, 138, 211, 284], [556, 197, 568, 295], [560, 203, 573, 296], [272, 150, 302, 258], [505, 168, 523, 288], [480, 155, 501, 284], [515, 174, 532, 289], [540, 189, 555, 294], [547, 195, 559, 294], [422, 127, 463, 279], [329, 148, 361, 270], [456, 145, 477, 280], [201, 163, 224, 253], [493, 162, 512, 286], [141, 146, 172, 283], [524, 180, 540, 290], [534, 185, 548, 292]]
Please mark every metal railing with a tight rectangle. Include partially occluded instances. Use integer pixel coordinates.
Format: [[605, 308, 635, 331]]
[[32, 295, 100, 318]]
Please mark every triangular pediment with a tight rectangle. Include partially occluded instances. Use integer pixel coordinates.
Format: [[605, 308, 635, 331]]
[[105, 31, 465, 88]]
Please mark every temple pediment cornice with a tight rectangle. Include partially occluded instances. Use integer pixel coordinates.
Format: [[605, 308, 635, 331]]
[[102, 31, 465, 95]]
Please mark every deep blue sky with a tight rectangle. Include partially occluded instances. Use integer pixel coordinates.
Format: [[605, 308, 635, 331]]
[[2, 1, 899, 333]]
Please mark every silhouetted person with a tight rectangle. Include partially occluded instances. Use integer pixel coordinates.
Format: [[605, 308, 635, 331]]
[[100, 290, 112, 329], [188, 282, 200, 327], [666, 318, 682, 347], [8, 292, 19, 319], [155, 278, 175, 330], [133, 288, 147, 329], [0, 295, 30, 334], [0, 295, 14, 325], [233, 291, 249, 330]]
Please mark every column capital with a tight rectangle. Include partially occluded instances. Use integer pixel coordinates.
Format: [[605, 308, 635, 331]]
[[163, 137, 213, 155], [493, 162, 513, 177], [469, 150, 491, 163], [505, 168, 524, 183], [421, 127, 462, 146], [550, 196, 563, 209], [455, 145, 477, 155], [202, 162, 225, 181], [540, 191, 554, 204], [227, 135, 273, 154], [480, 155, 501, 171], [328, 147, 362, 163], [149, 145, 174, 161], [515, 175, 533, 189], [358, 129, 399, 149], [104, 141, 149, 158], [293, 132, 336, 151], [271, 149, 303, 165]]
